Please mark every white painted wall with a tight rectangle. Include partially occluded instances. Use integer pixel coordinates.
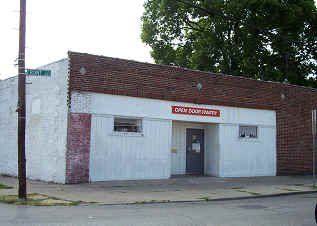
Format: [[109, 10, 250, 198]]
[[25, 59, 69, 183], [71, 92, 276, 126], [219, 124, 276, 177], [205, 124, 220, 176], [0, 59, 69, 183], [71, 91, 277, 179], [171, 121, 275, 177], [0, 77, 18, 176], [89, 115, 172, 181]]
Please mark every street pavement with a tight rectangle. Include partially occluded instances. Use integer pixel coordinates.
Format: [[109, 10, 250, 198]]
[[0, 193, 316, 226], [0, 175, 316, 204]]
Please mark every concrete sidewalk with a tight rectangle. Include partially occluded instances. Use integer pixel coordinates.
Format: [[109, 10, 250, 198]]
[[0, 175, 316, 205]]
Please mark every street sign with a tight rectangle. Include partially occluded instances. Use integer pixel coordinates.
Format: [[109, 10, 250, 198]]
[[25, 69, 51, 76]]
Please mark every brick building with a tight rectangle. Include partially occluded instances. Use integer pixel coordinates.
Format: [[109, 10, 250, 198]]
[[0, 51, 316, 183]]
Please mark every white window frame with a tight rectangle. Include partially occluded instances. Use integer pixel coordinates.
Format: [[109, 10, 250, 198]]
[[238, 125, 258, 139], [112, 116, 143, 135]]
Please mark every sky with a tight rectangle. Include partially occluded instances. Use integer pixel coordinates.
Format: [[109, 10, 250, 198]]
[[1, 1, 316, 80], [0, 0, 153, 79]]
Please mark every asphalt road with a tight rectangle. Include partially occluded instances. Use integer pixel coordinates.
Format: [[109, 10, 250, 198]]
[[0, 194, 316, 226]]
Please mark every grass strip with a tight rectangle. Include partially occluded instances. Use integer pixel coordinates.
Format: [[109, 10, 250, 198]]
[[0, 193, 81, 206], [0, 184, 13, 189]]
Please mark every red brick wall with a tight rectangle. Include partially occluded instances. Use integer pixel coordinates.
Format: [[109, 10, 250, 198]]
[[66, 113, 91, 183], [68, 51, 317, 176]]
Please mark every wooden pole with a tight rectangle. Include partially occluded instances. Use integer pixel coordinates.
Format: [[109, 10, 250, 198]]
[[17, 0, 27, 199]]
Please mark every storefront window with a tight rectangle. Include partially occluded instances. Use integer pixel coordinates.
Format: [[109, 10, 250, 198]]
[[114, 117, 142, 133], [239, 125, 258, 138]]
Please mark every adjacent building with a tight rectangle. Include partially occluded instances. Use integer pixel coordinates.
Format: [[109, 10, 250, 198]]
[[0, 52, 316, 183]]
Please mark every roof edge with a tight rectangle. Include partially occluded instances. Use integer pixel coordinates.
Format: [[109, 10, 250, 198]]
[[68, 50, 316, 92]]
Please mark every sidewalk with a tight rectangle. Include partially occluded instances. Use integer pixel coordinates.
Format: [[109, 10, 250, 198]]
[[0, 175, 316, 205]]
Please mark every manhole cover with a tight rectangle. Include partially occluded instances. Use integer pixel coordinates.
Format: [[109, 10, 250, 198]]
[[238, 204, 267, 210]]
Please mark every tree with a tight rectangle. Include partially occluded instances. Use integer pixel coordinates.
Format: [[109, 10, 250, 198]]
[[141, 0, 317, 87]]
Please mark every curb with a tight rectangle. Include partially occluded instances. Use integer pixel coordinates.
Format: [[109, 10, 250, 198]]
[[83, 190, 317, 206]]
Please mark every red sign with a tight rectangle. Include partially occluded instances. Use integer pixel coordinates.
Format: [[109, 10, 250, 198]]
[[172, 106, 220, 117]]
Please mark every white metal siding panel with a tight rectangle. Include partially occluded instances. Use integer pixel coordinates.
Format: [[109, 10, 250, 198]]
[[90, 115, 172, 181], [219, 124, 276, 177], [205, 124, 220, 176]]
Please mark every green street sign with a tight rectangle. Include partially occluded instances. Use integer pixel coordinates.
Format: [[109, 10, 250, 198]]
[[26, 69, 51, 77]]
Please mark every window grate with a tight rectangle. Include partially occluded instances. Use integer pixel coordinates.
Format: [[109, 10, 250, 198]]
[[114, 117, 142, 133], [239, 125, 257, 138]]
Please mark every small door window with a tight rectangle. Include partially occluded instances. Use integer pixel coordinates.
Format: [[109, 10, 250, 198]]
[[191, 135, 201, 153]]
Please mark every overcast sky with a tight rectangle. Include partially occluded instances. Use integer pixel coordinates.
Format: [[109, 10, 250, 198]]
[[1, 1, 316, 80], [0, 0, 153, 79]]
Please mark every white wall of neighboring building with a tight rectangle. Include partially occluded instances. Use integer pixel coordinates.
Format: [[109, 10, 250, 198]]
[[0, 59, 69, 183], [72, 91, 277, 179], [25, 59, 69, 183], [0, 77, 18, 176]]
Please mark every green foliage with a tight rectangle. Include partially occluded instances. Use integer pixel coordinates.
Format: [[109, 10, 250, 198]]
[[141, 0, 317, 87], [0, 183, 13, 189]]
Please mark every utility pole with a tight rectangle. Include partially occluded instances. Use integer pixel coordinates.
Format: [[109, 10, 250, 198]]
[[313, 109, 317, 187], [17, 0, 27, 199]]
